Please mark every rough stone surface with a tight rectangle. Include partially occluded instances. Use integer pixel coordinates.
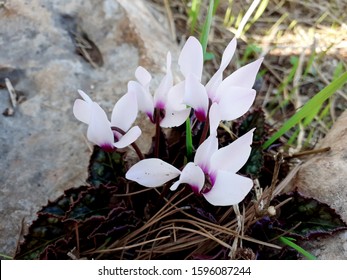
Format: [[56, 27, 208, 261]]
[[288, 110, 347, 259], [0, 0, 177, 258]]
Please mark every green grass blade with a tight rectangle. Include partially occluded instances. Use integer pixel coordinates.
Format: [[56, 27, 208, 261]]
[[0, 253, 13, 259], [279, 236, 317, 260], [189, 0, 201, 33], [263, 70, 347, 149], [200, 0, 214, 59]]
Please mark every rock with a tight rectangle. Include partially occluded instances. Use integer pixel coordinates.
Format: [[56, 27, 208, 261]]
[[0, 0, 178, 258], [288, 110, 347, 259]]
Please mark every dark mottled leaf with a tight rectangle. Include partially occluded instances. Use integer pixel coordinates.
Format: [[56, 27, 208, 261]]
[[237, 108, 267, 177], [15, 213, 73, 259], [40, 185, 89, 217], [15, 184, 140, 259], [246, 191, 347, 259], [276, 192, 347, 239], [64, 185, 119, 221], [87, 146, 127, 187]]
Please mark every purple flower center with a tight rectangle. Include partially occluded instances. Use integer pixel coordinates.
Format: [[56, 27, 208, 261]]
[[101, 143, 114, 153], [190, 185, 200, 194], [155, 100, 165, 110], [195, 108, 206, 122], [200, 173, 212, 194]]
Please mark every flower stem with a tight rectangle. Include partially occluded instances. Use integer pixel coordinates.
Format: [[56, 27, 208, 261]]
[[198, 100, 211, 145], [111, 126, 144, 160], [199, 117, 210, 145], [185, 117, 193, 161]]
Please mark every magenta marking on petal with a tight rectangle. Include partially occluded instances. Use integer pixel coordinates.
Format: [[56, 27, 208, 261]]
[[198, 163, 209, 175], [190, 185, 200, 194], [101, 144, 115, 153], [195, 108, 206, 122], [201, 173, 214, 194], [154, 108, 166, 122], [209, 172, 217, 186], [155, 100, 165, 110]]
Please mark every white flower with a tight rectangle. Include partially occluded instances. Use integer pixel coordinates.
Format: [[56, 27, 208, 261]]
[[128, 52, 190, 128], [73, 90, 141, 151], [125, 129, 255, 206], [169, 36, 263, 132]]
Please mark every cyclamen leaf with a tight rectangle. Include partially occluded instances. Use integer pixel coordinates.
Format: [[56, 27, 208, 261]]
[[276, 192, 347, 239], [87, 146, 127, 187], [246, 192, 347, 260], [237, 108, 267, 177], [15, 185, 140, 259]]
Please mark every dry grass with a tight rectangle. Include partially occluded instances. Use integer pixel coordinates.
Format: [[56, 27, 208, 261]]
[[88, 167, 292, 259]]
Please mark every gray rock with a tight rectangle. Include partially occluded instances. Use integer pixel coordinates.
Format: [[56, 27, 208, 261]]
[[288, 110, 347, 259], [0, 0, 177, 258]]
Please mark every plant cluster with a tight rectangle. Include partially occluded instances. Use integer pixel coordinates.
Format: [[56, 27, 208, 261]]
[[14, 36, 347, 260]]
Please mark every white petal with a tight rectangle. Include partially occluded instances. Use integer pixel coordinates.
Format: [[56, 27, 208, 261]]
[[77, 89, 93, 104], [154, 52, 173, 108], [166, 81, 186, 111], [170, 162, 205, 192], [205, 69, 222, 101], [210, 128, 255, 173], [135, 66, 152, 87], [217, 87, 256, 121], [194, 135, 218, 173], [221, 57, 263, 89], [203, 170, 253, 206], [111, 91, 138, 132], [127, 80, 154, 120], [160, 107, 191, 128], [73, 99, 91, 124], [183, 74, 208, 121], [113, 126, 141, 149], [125, 158, 181, 188], [220, 38, 237, 70], [209, 102, 221, 136], [87, 102, 114, 149], [178, 36, 203, 80], [206, 38, 237, 100]]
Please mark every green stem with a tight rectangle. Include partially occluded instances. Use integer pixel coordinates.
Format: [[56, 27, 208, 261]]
[[186, 117, 193, 161]]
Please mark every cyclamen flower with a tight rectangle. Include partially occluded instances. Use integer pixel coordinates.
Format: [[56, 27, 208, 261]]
[[128, 52, 190, 128], [168, 36, 263, 128], [125, 129, 255, 206], [73, 90, 141, 151]]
